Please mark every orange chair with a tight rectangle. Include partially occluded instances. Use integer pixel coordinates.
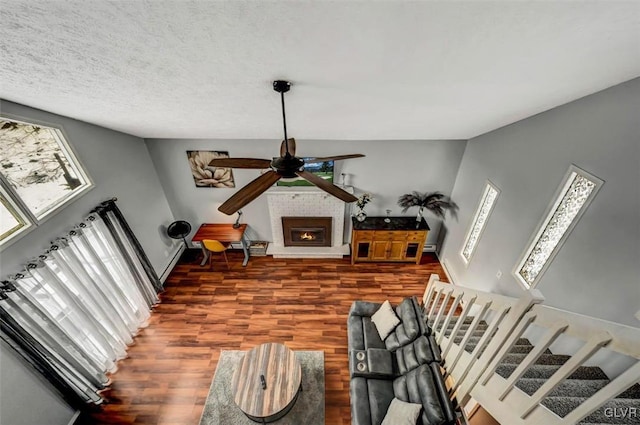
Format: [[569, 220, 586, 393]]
[[202, 239, 230, 270]]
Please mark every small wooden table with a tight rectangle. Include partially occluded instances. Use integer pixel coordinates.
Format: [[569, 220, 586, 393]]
[[191, 223, 250, 267], [231, 343, 302, 423]]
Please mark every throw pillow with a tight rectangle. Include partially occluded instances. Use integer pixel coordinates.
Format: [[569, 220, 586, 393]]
[[381, 397, 422, 425], [371, 300, 401, 341]]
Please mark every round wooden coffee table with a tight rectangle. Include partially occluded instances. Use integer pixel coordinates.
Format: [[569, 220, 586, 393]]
[[231, 343, 302, 423]]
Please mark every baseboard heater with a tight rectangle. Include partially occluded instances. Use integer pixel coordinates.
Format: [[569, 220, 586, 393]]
[[423, 244, 437, 252], [160, 244, 185, 284]]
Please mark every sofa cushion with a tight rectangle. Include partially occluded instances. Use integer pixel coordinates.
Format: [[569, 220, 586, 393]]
[[368, 378, 396, 425], [348, 314, 386, 352], [363, 317, 386, 349], [348, 301, 387, 352], [348, 314, 366, 351], [385, 297, 427, 351], [371, 300, 401, 341], [350, 377, 373, 425], [381, 397, 423, 425], [350, 300, 383, 317], [395, 335, 435, 375], [393, 364, 455, 425], [351, 377, 396, 425]]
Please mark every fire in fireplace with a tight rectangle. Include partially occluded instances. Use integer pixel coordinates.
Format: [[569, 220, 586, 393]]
[[282, 217, 332, 247], [299, 232, 316, 241]]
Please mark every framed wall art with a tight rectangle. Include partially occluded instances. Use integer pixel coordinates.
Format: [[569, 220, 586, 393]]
[[186, 150, 235, 188]]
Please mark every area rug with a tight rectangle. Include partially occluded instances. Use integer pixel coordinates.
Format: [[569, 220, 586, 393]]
[[199, 350, 325, 425]]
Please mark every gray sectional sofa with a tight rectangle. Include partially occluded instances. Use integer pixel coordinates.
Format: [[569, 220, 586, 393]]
[[347, 297, 456, 425]]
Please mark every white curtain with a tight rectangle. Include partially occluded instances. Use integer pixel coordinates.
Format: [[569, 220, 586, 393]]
[[1, 212, 159, 404]]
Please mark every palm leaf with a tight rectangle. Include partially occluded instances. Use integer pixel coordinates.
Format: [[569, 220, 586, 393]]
[[397, 191, 458, 218]]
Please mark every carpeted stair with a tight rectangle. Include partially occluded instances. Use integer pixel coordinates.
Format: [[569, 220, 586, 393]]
[[443, 316, 493, 355], [494, 337, 640, 424], [435, 316, 640, 424]]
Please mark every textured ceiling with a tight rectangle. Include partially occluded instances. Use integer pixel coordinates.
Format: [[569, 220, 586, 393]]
[[1, 1, 639, 140]]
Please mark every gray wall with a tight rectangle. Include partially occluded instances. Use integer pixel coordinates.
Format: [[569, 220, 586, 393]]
[[0, 100, 176, 425], [439, 78, 640, 327], [0, 341, 77, 425], [144, 139, 468, 245]]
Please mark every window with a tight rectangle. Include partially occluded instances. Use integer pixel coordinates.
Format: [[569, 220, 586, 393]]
[[0, 185, 30, 241], [514, 165, 603, 288], [0, 117, 92, 247], [461, 181, 500, 263]]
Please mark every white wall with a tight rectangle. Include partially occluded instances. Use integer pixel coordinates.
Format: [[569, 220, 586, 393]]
[[0, 100, 176, 425], [440, 78, 640, 327], [144, 138, 468, 245]]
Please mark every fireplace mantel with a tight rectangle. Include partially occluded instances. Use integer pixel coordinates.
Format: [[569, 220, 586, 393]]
[[265, 186, 352, 258]]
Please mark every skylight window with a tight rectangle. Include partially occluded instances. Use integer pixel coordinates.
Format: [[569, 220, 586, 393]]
[[514, 165, 603, 288], [461, 181, 499, 263], [0, 117, 93, 248]]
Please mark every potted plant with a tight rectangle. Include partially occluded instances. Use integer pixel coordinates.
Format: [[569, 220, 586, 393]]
[[397, 191, 458, 224]]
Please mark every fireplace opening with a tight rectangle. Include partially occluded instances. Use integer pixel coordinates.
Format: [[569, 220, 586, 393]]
[[282, 217, 332, 247]]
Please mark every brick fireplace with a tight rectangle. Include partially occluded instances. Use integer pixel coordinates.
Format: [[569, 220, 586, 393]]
[[266, 187, 351, 258]]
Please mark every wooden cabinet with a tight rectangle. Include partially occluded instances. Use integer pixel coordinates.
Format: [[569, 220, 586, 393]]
[[351, 217, 429, 264]]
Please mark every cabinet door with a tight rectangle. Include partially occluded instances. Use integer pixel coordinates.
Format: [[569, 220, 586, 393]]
[[371, 240, 390, 260], [404, 242, 421, 260], [354, 241, 372, 261], [388, 240, 406, 260]]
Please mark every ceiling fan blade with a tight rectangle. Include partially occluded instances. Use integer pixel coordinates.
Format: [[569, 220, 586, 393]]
[[218, 170, 282, 215], [296, 170, 358, 203], [209, 158, 272, 169], [305, 154, 365, 163], [279, 138, 296, 157]]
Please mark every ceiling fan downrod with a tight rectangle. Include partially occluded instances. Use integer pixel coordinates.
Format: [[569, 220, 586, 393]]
[[273, 80, 291, 157]]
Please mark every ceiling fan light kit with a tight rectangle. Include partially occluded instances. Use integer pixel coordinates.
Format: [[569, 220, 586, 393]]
[[210, 80, 365, 215]]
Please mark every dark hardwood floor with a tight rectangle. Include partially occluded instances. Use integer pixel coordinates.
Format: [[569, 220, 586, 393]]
[[79, 251, 448, 425]]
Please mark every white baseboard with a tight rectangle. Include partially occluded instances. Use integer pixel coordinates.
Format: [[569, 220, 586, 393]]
[[68, 410, 81, 425], [441, 257, 457, 285], [160, 244, 185, 284], [266, 244, 349, 258], [441, 257, 470, 310]]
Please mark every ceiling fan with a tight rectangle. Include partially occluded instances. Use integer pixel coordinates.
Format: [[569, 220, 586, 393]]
[[210, 80, 364, 215]]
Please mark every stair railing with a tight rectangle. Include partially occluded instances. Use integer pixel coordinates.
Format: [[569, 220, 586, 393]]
[[423, 274, 544, 403], [472, 304, 640, 425]]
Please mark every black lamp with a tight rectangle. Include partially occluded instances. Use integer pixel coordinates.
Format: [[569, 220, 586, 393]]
[[167, 220, 199, 262], [167, 220, 192, 248], [232, 210, 243, 228]]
